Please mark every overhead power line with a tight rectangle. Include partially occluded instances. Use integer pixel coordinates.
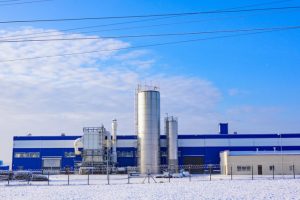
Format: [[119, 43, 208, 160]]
[[0, 27, 298, 63], [0, 0, 28, 2], [0, 16, 176, 40], [0, 0, 293, 41], [0, 0, 53, 6], [0, 5, 300, 23], [0, 25, 299, 43], [0, 9, 294, 41]]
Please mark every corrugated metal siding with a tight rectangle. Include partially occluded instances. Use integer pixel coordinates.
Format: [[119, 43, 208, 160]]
[[12, 133, 300, 170]]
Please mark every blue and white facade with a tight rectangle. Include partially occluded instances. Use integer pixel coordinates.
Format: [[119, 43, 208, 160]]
[[12, 133, 300, 171], [0, 160, 9, 170]]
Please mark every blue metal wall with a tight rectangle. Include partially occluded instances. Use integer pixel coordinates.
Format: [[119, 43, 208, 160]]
[[12, 133, 300, 170], [12, 148, 82, 171]]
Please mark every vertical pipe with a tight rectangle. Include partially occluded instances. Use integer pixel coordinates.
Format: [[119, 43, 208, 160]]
[[88, 172, 90, 185], [280, 134, 283, 178], [68, 172, 69, 185], [273, 165, 275, 180], [252, 165, 254, 180], [48, 172, 49, 185], [107, 157, 110, 185], [293, 164, 295, 179], [189, 166, 191, 182], [127, 172, 130, 184], [28, 173, 30, 185], [209, 166, 212, 181], [231, 166, 233, 180], [112, 119, 118, 164]]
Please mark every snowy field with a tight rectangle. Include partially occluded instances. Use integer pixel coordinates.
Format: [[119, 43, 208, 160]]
[[1, 175, 300, 200]]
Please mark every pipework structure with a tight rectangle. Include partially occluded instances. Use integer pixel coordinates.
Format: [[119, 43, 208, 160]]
[[165, 116, 178, 173], [136, 85, 160, 174], [74, 125, 115, 174]]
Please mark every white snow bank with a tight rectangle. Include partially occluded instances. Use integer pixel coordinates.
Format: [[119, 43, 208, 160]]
[[0, 175, 299, 200]]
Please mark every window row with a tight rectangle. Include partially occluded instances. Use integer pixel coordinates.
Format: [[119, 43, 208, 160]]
[[14, 152, 40, 158], [237, 166, 251, 171], [117, 151, 134, 157], [64, 152, 75, 158], [15, 152, 75, 158]]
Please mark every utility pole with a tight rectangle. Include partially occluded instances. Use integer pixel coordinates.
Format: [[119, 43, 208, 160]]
[[107, 148, 110, 185], [280, 133, 283, 178]]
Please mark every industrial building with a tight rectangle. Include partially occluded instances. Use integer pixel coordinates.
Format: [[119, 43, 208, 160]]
[[12, 132, 300, 173], [220, 150, 300, 175], [0, 160, 9, 170], [11, 86, 300, 174]]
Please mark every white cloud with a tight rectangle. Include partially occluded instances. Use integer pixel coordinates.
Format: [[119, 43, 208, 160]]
[[0, 28, 222, 164], [225, 105, 288, 133], [228, 88, 249, 97], [0, 28, 297, 165]]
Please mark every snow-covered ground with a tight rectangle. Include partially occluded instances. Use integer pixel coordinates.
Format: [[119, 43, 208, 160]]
[[0, 175, 300, 200]]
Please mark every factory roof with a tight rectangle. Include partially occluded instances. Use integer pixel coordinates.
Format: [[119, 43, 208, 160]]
[[226, 150, 300, 156], [13, 133, 300, 141]]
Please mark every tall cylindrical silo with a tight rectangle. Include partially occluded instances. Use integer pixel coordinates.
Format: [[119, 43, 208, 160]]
[[111, 119, 117, 164], [165, 116, 178, 173], [136, 86, 160, 174]]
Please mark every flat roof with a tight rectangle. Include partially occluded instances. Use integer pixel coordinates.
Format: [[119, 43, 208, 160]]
[[13, 133, 300, 141], [226, 150, 300, 156]]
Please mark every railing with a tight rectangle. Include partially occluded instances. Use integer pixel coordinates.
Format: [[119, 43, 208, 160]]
[[1, 163, 299, 187]]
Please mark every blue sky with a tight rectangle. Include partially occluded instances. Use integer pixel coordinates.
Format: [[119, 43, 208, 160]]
[[0, 0, 300, 163], [3, 0, 297, 105]]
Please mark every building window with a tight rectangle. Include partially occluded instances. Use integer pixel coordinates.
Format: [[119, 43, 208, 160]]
[[160, 151, 167, 157], [65, 152, 75, 158], [14, 152, 40, 158], [237, 166, 251, 171], [117, 151, 134, 157], [269, 165, 275, 171]]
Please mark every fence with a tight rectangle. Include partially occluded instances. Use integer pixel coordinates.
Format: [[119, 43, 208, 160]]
[[0, 163, 299, 187]]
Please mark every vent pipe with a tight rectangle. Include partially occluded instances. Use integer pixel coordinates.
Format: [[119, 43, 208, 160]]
[[112, 119, 118, 164]]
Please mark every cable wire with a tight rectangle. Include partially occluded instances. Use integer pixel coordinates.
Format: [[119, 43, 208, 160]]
[[0, 5, 300, 23], [0, 25, 299, 43], [0, 0, 293, 41], [0, 0, 53, 6], [0, 27, 298, 63]]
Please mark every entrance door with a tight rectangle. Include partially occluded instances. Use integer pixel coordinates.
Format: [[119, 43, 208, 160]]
[[42, 157, 61, 174], [258, 165, 263, 175]]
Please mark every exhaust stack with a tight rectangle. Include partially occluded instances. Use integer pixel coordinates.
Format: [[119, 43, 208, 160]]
[[112, 119, 118, 164]]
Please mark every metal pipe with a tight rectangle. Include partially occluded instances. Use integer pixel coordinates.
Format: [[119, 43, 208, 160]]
[[293, 164, 295, 179], [112, 119, 118, 164], [252, 165, 253, 180], [107, 154, 110, 185], [74, 138, 83, 155]]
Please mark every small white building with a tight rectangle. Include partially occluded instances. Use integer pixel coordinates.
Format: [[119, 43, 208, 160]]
[[220, 150, 300, 175]]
